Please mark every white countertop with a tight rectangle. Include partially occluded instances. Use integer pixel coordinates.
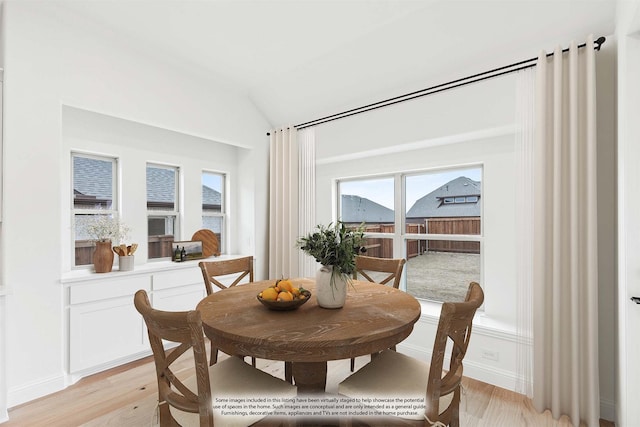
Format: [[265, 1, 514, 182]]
[[60, 254, 247, 284]]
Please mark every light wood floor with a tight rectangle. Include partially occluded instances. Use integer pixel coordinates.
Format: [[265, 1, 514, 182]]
[[2, 352, 615, 427]]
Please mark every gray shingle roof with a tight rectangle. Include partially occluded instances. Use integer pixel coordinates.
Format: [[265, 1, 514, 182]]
[[74, 157, 221, 207], [202, 185, 221, 206], [341, 195, 394, 223], [73, 156, 113, 201], [407, 176, 481, 218], [146, 167, 176, 203]]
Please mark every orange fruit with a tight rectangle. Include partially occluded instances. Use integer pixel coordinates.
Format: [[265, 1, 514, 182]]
[[277, 291, 293, 302], [291, 287, 300, 297], [278, 279, 293, 293], [261, 287, 278, 301]]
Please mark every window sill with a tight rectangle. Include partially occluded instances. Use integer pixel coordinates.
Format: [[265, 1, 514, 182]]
[[60, 254, 248, 285]]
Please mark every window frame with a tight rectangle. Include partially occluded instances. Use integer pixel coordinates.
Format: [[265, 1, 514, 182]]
[[146, 162, 180, 260], [71, 152, 119, 268], [337, 164, 484, 301], [201, 170, 226, 254]]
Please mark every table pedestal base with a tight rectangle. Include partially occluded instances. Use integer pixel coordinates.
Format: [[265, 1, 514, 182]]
[[292, 361, 327, 394]]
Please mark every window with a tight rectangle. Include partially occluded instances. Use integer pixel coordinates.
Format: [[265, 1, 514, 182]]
[[339, 177, 395, 258], [202, 171, 225, 252], [338, 166, 482, 302], [72, 153, 117, 266], [147, 164, 179, 259]]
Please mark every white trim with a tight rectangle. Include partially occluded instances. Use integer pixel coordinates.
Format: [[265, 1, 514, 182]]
[[7, 373, 66, 408], [398, 341, 519, 391], [65, 350, 151, 387], [317, 125, 516, 165]]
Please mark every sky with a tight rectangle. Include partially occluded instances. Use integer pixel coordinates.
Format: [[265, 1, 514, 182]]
[[339, 167, 482, 211], [202, 172, 223, 191]]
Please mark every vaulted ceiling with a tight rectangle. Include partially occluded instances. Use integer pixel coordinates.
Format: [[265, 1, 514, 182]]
[[58, 0, 617, 127]]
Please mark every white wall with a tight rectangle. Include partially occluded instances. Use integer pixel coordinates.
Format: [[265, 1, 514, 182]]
[[616, 1, 640, 425], [0, 2, 270, 409], [314, 47, 617, 418], [61, 106, 243, 265], [315, 75, 521, 388]]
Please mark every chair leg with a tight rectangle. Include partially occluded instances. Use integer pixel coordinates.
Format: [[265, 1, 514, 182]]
[[251, 357, 256, 367], [350, 357, 355, 372], [210, 346, 218, 366], [285, 361, 293, 384], [450, 389, 461, 427]]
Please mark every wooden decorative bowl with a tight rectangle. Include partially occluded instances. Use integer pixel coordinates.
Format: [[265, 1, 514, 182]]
[[257, 290, 312, 311]]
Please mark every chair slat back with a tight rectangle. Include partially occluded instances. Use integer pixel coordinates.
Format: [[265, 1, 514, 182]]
[[426, 282, 484, 421], [353, 255, 406, 288], [134, 290, 213, 426], [198, 256, 254, 295]]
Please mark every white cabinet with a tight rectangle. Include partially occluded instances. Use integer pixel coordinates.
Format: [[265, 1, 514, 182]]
[[152, 267, 206, 311], [68, 275, 150, 373], [63, 256, 246, 379], [64, 262, 202, 377]]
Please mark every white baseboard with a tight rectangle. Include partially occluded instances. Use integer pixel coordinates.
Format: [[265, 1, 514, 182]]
[[398, 342, 617, 423], [600, 396, 616, 423], [398, 342, 518, 390], [66, 350, 152, 386], [7, 373, 66, 408], [0, 409, 8, 423], [7, 350, 152, 410]]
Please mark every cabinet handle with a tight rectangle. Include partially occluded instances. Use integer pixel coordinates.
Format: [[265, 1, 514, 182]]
[[631, 297, 640, 304]]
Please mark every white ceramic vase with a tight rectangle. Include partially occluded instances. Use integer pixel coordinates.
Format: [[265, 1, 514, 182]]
[[315, 265, 348, 309]]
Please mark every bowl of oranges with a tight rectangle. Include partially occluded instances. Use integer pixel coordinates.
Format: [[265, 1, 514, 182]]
[[257, 278, 311, 311]]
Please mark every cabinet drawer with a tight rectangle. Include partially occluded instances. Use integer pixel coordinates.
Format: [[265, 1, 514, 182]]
[[70, 275, 151, 305], [153, 267, 203, 290], [153, 284, 206, 312]]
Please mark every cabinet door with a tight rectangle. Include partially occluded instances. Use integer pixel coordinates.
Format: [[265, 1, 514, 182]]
[[153, 284, 206, 312], [69, 297, 147, 373]]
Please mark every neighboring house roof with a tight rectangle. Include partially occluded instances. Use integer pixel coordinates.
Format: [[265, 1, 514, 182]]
[[202, 185, 221, 207], [146, 167, 175, 203], [406, 176, 481, 218], [73, 156, 221, 207], [73, 156, 113, 202], [341, 194, 394, 223]]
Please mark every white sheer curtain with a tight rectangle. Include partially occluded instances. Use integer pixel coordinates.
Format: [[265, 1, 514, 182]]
[[297, 128, 317, 278], [269, 127, 299, 279], [515, 67, 535, 398], [269, 126, 317, 279], [532, 35, 600, 426]]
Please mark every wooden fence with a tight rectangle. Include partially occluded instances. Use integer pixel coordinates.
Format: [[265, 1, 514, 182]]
[[426, 217, 480, 254], [356, 223, 427, 259], [348, 217, 480, 258]]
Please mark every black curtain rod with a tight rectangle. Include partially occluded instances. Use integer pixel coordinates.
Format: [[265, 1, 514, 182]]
[[266, 36, 604, 134]]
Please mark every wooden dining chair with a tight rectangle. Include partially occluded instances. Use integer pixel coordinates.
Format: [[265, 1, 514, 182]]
[[338, 282, 484, 427], [199, 256, 254, 295], [133, 289, 296, 427], [353, 255, 407, 289], [198, 256, 257, 367], [350, 255, 407, 371]]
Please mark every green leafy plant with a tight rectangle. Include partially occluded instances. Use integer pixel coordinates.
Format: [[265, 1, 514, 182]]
[[297, 221, 366, 279]]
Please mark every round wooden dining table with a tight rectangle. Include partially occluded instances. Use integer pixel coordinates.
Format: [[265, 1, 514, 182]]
[[196, 277, 421, 394]]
